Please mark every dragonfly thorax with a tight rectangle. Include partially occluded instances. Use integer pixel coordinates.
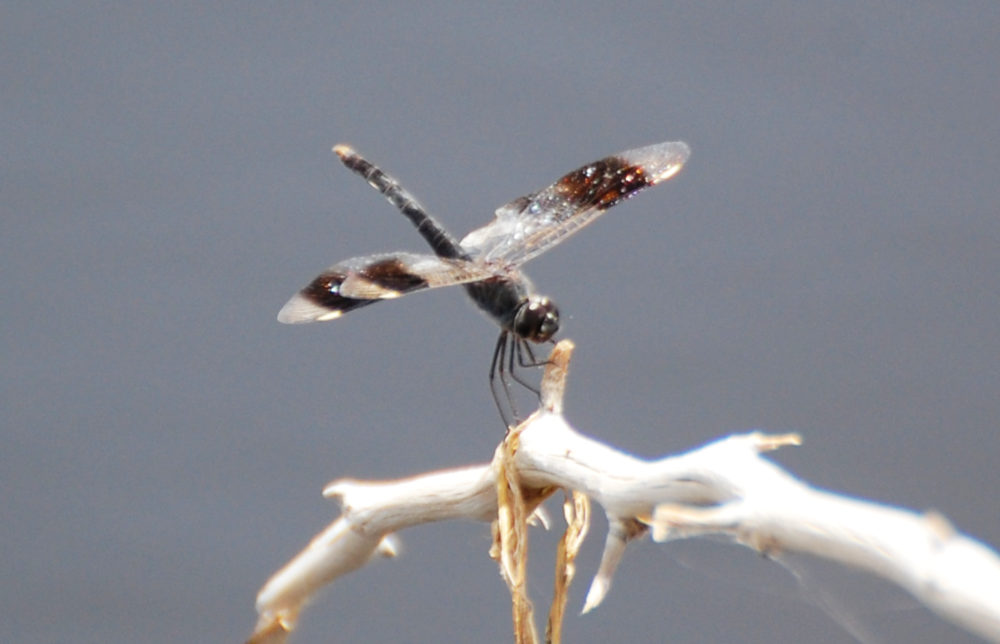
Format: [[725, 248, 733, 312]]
[[512, 295, 559, 342]]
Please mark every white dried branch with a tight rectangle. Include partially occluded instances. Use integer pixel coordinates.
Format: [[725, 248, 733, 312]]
[[248, 340, 1000, 643]]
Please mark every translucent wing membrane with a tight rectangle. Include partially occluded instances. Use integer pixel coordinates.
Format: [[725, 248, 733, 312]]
[[277, 252, 497, 324], [461, 141, 690, 267]]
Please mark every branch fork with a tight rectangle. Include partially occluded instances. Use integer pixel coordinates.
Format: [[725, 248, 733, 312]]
[[248, 341, 1000, 643]]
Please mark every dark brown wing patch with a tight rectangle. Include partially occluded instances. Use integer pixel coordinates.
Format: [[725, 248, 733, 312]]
[[556, 157, 658, 212], [277, 251, 503, 324], [353, 257, 429, 293], [304, 258, 430, 308], [295, 268, 379, 319]]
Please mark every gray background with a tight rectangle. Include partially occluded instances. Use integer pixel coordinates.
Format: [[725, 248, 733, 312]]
[[4, 2, 998, 642]]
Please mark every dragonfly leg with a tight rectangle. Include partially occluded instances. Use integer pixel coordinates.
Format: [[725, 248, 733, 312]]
[[509, 339, 543, 396], [489, 331, 519, 428]]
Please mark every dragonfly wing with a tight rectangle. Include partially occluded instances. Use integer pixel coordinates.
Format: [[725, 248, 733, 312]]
[[277, 252, 496, 324], [462, 141, 690, 266]]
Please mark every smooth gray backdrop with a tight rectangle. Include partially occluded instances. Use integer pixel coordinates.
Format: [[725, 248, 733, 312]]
[[4, 3, 998, 642]]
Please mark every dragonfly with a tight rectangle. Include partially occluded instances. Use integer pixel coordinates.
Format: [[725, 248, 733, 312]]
[[278, 140, 690, 425]]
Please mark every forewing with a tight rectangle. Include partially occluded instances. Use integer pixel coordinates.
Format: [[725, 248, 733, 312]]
[[277, 252, 496, 324], [462, 141, 690, 266]]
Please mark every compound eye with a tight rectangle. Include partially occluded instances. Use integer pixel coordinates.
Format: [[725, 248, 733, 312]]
[[514, 297, 560, 342]]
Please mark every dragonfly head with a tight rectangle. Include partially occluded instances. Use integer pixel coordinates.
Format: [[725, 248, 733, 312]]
[[513, 295, 560, 342]]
